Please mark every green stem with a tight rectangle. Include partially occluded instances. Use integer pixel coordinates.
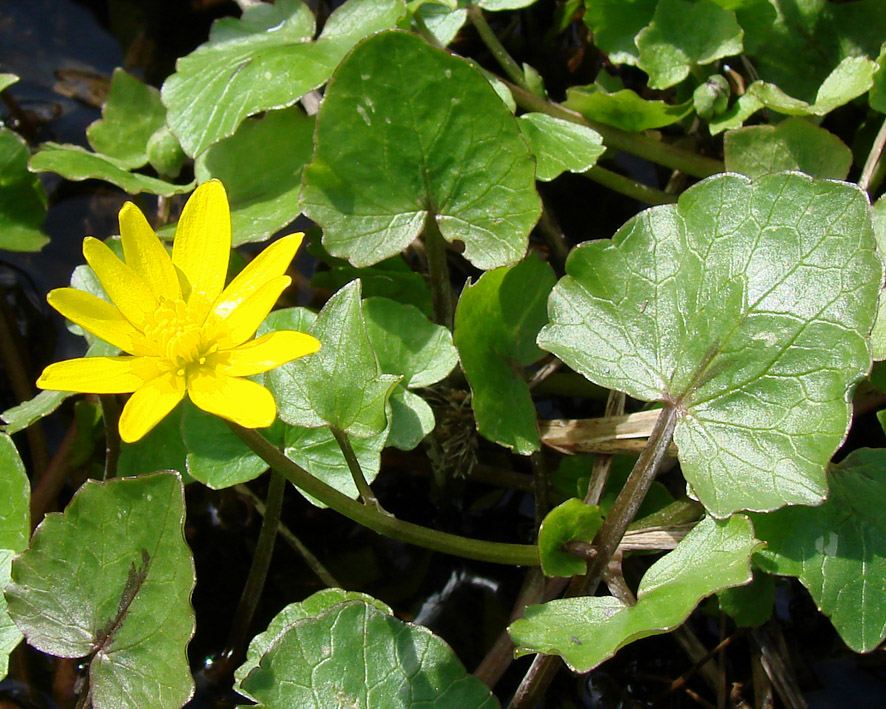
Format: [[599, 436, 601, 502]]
[[331, 427, 386, 512], [223, 470, 286, 670], [230, 425, 539, 566], [423, 212, 454, 330], [860, 115, 886, 194], [467, 4, 527, 89], [584, 165, 677, 205], [510, 403, 679, 707], [413, 10, 445, 50], [506, 81, 724, 179], [99, 394, 121, 481]]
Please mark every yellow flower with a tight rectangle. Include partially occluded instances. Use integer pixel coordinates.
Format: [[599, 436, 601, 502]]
[[37, 180, 320, 443]]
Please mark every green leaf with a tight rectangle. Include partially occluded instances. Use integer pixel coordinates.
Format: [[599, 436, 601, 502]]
[[871, 46, 886, 113], [284, 423, 389, 507], [537, 499, 603, 578], [240, 599, 499, 707], [0, 127, 48, 252], [118, 404, 190, 481], [0, 434, 28, 553], [754, 448, 886, 653], [538, 173, 880, 517], [871, 195, 886, 360], [363, 297, 458, 389], [29, 143, 194, 196], [478, 0, 536, 9], [636, 0, 743, 89], [0, 434, 29, 679], [414, 3, 468, 48], [724, 118, 853, 180], [455, 256, 555, 455], [716, 569, 775, 628], [0, 74, 18, 93], [85, 68, 166, 170], [517, 113, 604, 181], [183, 403, 282, 489], [195, 107, 315, 245], [743, 0, 886, 103], [268, 280, 400, 437], [235, 588, 392, 699], [162, 0, 407, 157], [5, 472, 195, 707], [387, 387, 436, 450], [563, 84, 693, 132], [363, 297, 457, 449], [301, 30, 541, 271], [583, 0, 657, 66], [509, 515, 761, 672], [747, 55, 878, 116]]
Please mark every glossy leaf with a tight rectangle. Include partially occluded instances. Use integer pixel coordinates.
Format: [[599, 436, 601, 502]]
[[510, 515, 761, 672], [301, 30, 541, 271], [86, 68, 166, 170], [182, 403, 278, 489], [5, 472, 195, 708], [754, 448, 886, 652], [742, 0, 886, 102], [195, 107, 315, 245], [478, 0, 536, 9], [871, 196, 886, 360], [517, 113, 604, 181], [455, 256, 555, 455], [636, 0, 743, 89], [29, 143, 194, 196], [240, 599, 499, 707], [537, 499, 602, 578], [0, 127, 48, 252], [284, 423, 389, 507], [363, 297, 457, 449], [235, 588, 393, 700], [582, 0, 656, 66], [268, 280, 400, 437], [538, 173, 880, 517], [0, 434, 29, 679], [162, 0, 406, 156], [724, 118, 852, 180], [563, 85, 692, 132]]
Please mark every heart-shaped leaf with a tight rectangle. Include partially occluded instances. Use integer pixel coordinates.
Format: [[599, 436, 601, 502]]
[[240, 599, 499, 707], [510, 515, 761, 672], [301, 30, 541, 270], [235, 588, 392, 698], [162, 0, 406, 156], [194, 107, 315, 245], [5, 472, 195, 708], [754, 448, 886, 652], [0, 127, 47, 252], [268, 280, 400, 438], [538, 172, 880, 517], [86, 68, 166, 170], [724, 118, 852, 180], [0, 434, 29, 678]]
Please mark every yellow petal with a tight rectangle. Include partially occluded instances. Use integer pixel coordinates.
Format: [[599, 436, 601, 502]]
[[220, 330, 321, 377], [118, 202, 181, 301], [188, 371, 276, 429], [213, 233, 304, 319], [172, 180, 230, 308], [36, 356, 156, 393], [83, 237, 158, 328], [47, 288, 149, 355], [215, 275, 291, 349], [118, 371, 186, 443]]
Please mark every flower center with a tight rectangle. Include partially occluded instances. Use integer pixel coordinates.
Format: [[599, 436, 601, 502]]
[[141, 298, 219, 375]]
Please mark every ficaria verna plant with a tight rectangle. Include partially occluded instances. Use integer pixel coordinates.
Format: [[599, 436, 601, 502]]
[[2, 0, 886, 707]]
